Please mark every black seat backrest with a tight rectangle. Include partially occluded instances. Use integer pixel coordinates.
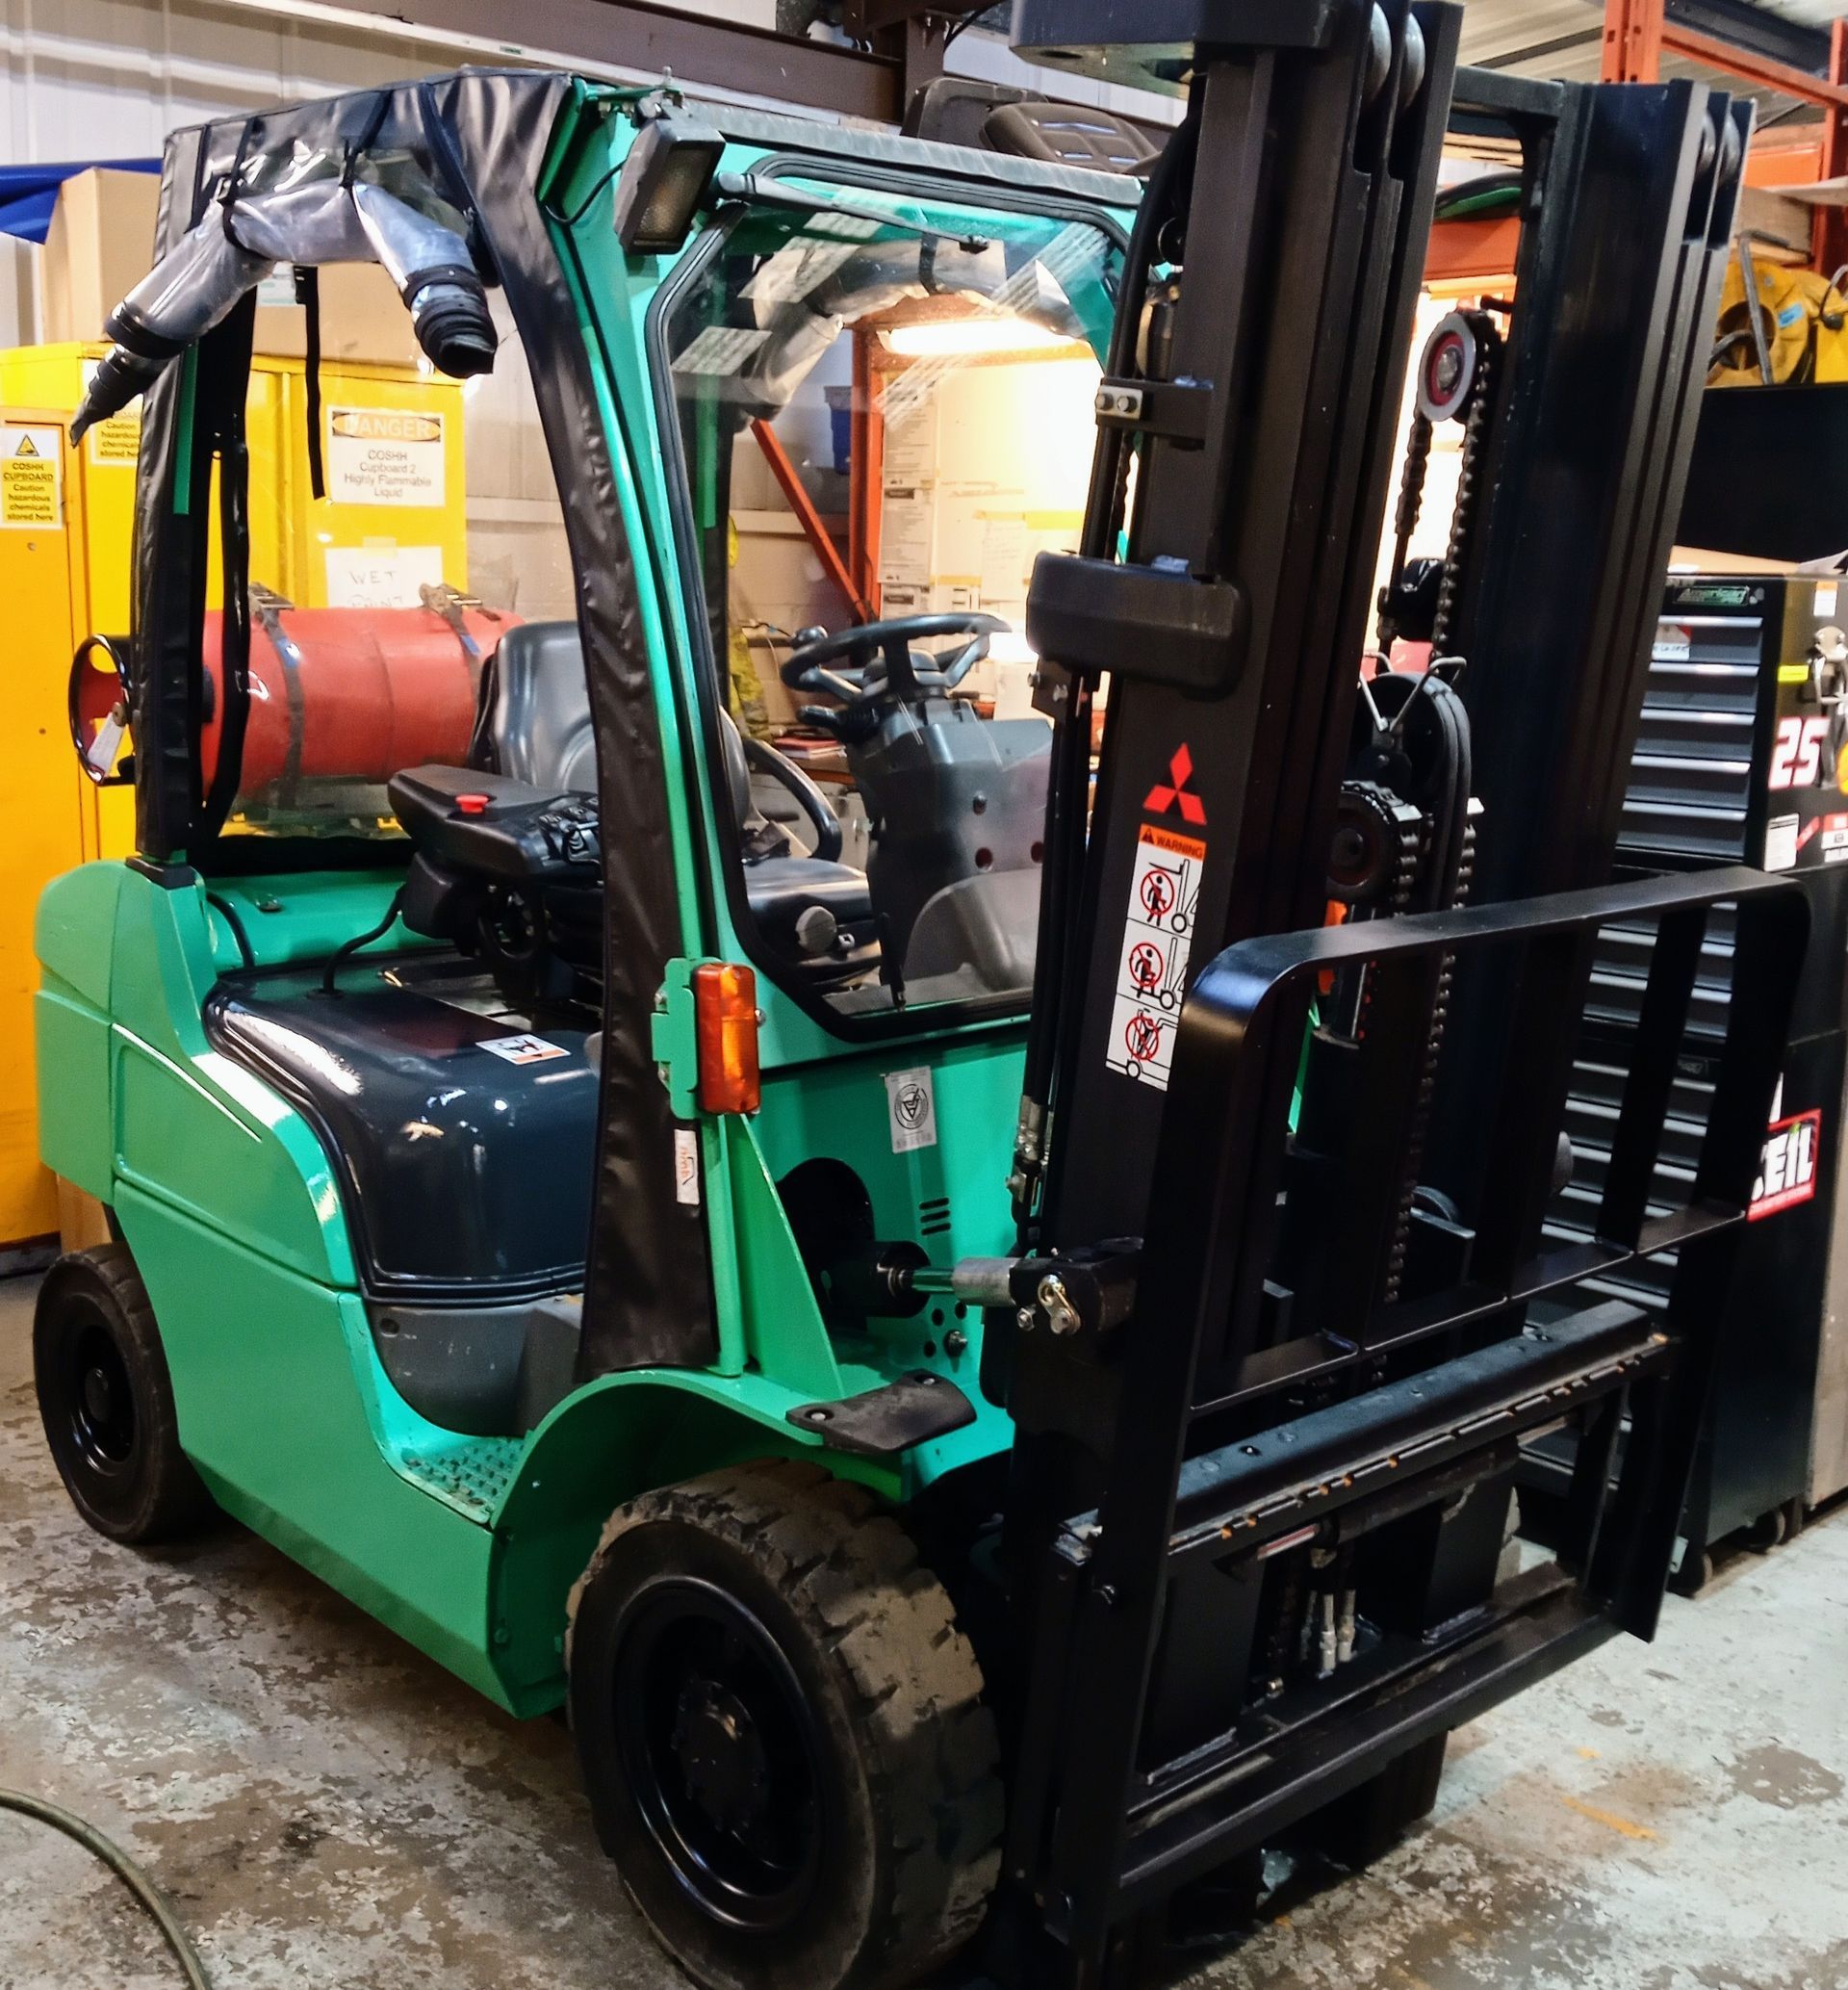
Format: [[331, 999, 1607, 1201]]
[[983, 101, 1158, 176], [481, 617, 791, 854], [486, 620, 597, 792], [902, 76, 1043, 150]]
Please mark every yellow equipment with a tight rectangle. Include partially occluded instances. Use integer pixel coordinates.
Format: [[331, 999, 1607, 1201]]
[[0, 344, 466, 1247], [1709, 249, 1848, 387]]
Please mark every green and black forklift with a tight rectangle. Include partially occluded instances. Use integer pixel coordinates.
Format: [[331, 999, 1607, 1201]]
[[29, 4, 1806, 1986]]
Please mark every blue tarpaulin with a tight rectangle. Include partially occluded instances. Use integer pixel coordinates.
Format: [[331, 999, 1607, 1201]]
[[0, 161, 160, 246]]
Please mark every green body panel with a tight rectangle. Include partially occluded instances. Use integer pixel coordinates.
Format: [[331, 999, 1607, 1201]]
[[117, 1178, 507, 1699], [37, 864, 124, 1196], [32, 100, 1132, 1715]]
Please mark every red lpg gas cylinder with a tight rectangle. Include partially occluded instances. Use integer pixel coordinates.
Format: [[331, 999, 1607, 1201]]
[[199, 604, 518, 798]]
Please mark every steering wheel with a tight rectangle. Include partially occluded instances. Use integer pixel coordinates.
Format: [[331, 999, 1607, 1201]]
[[781, 612, 1008, 736], [741, 733, 844, 864]]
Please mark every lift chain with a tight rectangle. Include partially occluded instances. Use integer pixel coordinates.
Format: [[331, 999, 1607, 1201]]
[[1429, 313, 1503, 657]]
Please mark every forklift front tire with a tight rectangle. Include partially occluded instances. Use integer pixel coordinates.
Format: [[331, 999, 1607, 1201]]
[[567, 1459, 1002, 1990], [33, 1245, 212, 1545]]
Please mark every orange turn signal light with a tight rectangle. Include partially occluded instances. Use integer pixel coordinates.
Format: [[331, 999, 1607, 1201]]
[[692, 962, 761, 1115]]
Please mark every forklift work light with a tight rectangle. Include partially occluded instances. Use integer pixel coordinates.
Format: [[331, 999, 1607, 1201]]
[[614, 111, 725, 255], [692, 962, 761, 1115]]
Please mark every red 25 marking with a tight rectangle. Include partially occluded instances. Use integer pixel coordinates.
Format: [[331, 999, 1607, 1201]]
[[1769, 714, 1830, 790]]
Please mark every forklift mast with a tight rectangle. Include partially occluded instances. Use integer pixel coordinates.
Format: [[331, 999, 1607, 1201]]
[[982, 3, 1805, 1979]]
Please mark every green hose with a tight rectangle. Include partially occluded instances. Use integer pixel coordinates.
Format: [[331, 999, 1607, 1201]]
[[0, 1787, 212, 1988]]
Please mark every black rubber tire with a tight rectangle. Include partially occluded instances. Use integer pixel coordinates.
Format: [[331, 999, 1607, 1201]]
[[33, 1245, 212, 1545], [1671, 1546, 1715, 1598], [567, 1459, 1002, 1990], [1747, 1505, 1788, 1554]]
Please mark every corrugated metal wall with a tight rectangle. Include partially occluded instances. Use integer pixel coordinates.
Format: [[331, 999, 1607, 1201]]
[[0, 0, 484, 342]]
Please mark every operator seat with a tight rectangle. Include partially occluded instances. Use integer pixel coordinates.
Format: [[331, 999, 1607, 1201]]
[[480, 620, 874, 962], [483, 620, 598, 791]]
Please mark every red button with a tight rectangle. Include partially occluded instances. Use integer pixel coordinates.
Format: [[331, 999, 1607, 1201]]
[[455, 793, 490, 815]]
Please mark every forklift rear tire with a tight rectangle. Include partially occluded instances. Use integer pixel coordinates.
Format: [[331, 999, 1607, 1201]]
[[33, 1245, 212, 1545], [567, 1459, 1002, 1990]]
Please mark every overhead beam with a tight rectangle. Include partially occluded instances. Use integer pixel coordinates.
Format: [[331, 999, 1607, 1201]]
[[1659, 23, 1848, 108], [1817, 18, 1848, 275], [1663, 0, 1830, 80], [320, 0, 906, 121]]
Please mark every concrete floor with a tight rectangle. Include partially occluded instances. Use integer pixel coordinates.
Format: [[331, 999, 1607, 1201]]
[[2, 1273, 1845, 1990]]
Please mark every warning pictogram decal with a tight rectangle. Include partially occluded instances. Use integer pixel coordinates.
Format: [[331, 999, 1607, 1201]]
[[1107, 822, 1204, 1091], [1144, 743, 1206, 826]]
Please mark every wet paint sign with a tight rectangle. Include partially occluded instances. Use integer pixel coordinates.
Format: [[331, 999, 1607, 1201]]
[[1105, 823, 1204, 1090], [0, 426, 61, 528]]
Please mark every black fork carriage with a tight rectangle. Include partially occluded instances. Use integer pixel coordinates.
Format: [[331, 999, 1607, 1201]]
[[1001, 868, 1804, 1982]]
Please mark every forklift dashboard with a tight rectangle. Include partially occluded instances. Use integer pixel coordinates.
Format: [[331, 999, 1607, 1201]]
[[657, 180, 1122, 1020]]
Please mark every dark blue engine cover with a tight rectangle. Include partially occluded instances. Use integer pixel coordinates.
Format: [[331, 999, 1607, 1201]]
[[205, 967, 599, 1300]]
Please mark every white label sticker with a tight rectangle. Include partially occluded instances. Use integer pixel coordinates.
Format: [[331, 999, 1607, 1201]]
[[1816, 581, 1839, 617], [479, 1033, 570, 1066], [1766, 813, 1800, 872], [1653, 624, 1692, 662], [885, 1067, 937, 1154], [0, 424, 62, 529], [324, 542, 444, 607], [325, 405, 446, 506], [675, 1127, 702, 1207], [1106, 822, 1206, 1091]]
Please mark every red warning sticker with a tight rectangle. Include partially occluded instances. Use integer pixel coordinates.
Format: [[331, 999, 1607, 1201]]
[[1750, 1107, 1820, 1221], [1106, 822, 1205, 1090]]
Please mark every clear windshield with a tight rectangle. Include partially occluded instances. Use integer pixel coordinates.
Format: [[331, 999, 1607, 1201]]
[[663, 184, 1120, 1019]]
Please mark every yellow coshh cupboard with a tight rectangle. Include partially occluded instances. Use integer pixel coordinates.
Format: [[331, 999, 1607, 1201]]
[[0, 344, 467, 1247]]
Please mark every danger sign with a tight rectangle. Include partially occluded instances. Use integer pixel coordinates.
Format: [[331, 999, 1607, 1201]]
[[0, 425, 62, 529], [326, 404, 446, 507]]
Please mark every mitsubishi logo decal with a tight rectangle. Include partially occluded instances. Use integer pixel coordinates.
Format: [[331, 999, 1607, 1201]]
[[1143, 743, 1206, 825]]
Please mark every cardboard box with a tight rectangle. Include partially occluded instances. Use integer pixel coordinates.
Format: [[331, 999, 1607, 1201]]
[[43, 167, 160, 344], [250, 259, 424, 370], [44, 166, 423, 368]]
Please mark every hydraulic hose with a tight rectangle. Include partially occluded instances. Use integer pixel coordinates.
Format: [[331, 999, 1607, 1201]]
[[0, 1787, 212, 1988], [319, 888, 406, 995]]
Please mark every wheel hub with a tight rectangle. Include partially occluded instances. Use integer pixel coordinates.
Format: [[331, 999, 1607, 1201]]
[[674, 1678, 772, 1840], [612, 1577, 828, 1933], [66, 1322, 136, 1471], [83, 1365, 116, 1425]]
